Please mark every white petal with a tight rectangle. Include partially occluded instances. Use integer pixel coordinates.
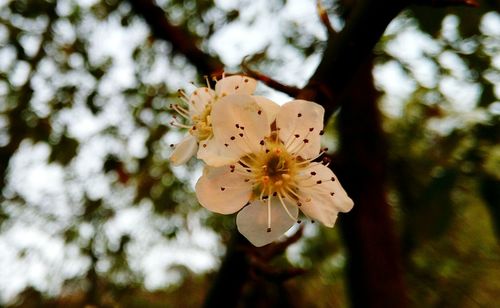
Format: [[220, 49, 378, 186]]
[[211, 94, 270, 155], [189, 87, 214, 116], [254, 96, 280, 124], [215, 75, 257, 97], [236, 198, 298, 247], [169, 134, 198, 166], [277, 100, 324, 159], [195, 165, 253, 214], [297, 164, 353, 227], [197, 136, 240, 167]]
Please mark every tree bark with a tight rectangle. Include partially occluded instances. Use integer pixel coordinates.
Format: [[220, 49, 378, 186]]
[[336, 57, 408, 308], [202, 232, 252, 308]]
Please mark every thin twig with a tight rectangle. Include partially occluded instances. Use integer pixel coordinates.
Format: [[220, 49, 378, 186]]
[[259, 224, 305, 260], [317, 0, 336, 36], [241, 60, 301, 97]]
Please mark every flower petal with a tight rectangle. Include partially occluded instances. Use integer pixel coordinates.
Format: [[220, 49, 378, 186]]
[[215, 75, 256, 97], [189, 87, 214, 116], [277, 100, 324, 159], [236, 198, 298, 247], [211, 94, 270, 155], [195, 165, 253, 214], [197, 136, 240, 167], [170, 134, 198, 166], [297, 163, 353, 227], [254, 96, 280, 124]]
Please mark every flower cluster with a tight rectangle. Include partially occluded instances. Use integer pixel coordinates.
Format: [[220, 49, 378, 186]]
[[170, 75, 353, 247]]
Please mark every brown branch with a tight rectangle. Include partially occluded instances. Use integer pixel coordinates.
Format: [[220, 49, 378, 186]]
[[257, 224, 305, 260], [317, 0, 337, 36], [127, 0, 223, 75], [299, 0, 407, 118], [241, 61, 301, 97]]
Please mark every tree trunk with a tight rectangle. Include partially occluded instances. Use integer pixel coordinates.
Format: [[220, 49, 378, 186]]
[[336, 57, 408, 308], [202, 232, 251, 308]]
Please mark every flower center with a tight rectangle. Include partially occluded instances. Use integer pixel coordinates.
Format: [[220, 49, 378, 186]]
[[190, 103, 213, 141], [246, 139, 300, 200]]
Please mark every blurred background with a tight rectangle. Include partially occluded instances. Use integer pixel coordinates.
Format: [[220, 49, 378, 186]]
[[0, 0, 499, 307]]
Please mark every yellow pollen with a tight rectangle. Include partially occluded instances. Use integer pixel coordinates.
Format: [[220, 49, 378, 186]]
[[246, 139, 304, 203], [190, 103, 213, 141]]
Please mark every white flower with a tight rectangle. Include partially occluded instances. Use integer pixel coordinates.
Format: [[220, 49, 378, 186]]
[[195, 96, 354, 247], [169, 75, 262, 166]]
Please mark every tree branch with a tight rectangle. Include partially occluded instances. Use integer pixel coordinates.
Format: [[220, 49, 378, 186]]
[[299, 0, 406, 118], [317, 0, 337, 36], [299, 0, 478, 119], [242, 61, 301, 97], [127, 0, 223, 75]]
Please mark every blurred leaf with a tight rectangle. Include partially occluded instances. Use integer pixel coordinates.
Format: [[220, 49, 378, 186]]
[[410, 0, 499, 38], [49, 134, 79, 165], [413, 168, 459, 240], [480, 176, 500, 242]]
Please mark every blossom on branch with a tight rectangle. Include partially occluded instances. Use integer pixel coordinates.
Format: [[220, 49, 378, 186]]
[[169, 75, 260, 166], [195, 96, 354, 246]]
